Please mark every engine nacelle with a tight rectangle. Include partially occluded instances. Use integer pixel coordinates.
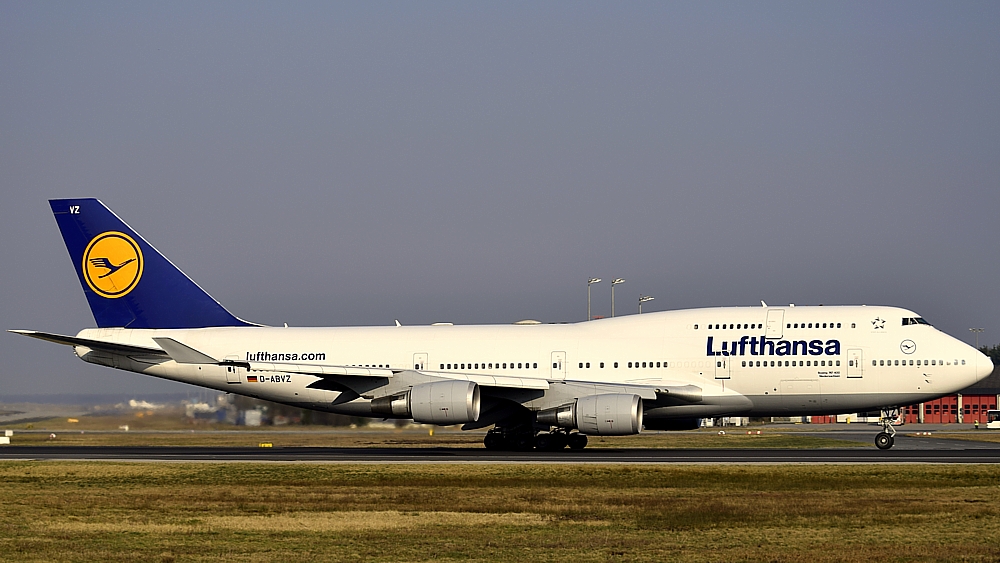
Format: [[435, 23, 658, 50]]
[[537, 393, 643, 436], [371, 380, 481, 425]]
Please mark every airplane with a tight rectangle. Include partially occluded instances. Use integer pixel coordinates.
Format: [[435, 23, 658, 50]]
[[11, 198, 994, 450]]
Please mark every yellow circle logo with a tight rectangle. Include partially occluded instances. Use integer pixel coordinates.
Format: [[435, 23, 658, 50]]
[[82, 231, 143, 299]]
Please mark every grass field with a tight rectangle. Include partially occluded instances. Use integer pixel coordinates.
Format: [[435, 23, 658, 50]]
[[0, 462, 997, 562]]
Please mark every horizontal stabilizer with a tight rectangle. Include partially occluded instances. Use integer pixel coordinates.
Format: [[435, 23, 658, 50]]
[[9, 330, 168, 357], [151, 337, 219, 364]]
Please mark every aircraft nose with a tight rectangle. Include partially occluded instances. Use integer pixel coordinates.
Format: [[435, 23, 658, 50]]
[[976, 349, 994, 382]]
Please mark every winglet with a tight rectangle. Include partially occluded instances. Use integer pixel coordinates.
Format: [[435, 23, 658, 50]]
[[152, 337, 219, 364]]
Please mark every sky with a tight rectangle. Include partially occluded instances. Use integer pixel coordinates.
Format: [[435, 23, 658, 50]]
[[2, 2, 998, 396]]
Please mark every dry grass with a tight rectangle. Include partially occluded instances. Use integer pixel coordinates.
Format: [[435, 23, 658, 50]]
[[0, 462, 997, 562]]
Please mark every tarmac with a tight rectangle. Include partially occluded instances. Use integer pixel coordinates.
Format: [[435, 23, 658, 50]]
[[0, 428, 998, 463]]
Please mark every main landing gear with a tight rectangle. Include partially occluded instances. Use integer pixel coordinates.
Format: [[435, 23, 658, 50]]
[[484, 425, 588, 451], [874, 407, 900, 450]]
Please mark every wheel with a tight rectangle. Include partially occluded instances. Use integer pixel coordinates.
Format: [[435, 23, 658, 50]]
[[567, 433, 588, 450], [534, 432, 567, 451], [484, 431, 505, 451], [512, 433, 535, 451], [534, 433, 553, 451], [874, 432, 894, 450]]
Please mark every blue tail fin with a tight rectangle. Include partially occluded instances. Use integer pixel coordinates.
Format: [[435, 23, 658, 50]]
[[50, 198, 252, 329]]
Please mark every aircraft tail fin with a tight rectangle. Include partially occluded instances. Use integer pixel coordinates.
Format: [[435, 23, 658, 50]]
[[49, 198, 252, 329]]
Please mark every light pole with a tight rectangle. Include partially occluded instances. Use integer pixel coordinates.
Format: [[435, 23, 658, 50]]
[[970, 328, 985, 350], [587, 278, 601, 321], [611, 278, 625, 317], [638, 294, 654, 314]]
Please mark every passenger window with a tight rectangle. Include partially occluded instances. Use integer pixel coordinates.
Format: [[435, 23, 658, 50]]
[[585, 362, 590, 368], [656, 361, 661, 368], [614, 362, 619, 368], [600, 362, 605, 368], [836, 360, 840, 366], [837, 323, 842, 328], [628, 362, 632, 368], [579, 362, 583, 369], [742, 361, 747, 367], [851, 323, 856, 328], [729, 324, 734, 329], [694, 324, 699, 329]]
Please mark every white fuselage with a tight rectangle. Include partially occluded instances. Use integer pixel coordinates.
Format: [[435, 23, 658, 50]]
[[72, 305, 992, 420]]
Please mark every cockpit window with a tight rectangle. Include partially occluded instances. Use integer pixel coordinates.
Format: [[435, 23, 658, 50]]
[[902, 317, 931, 326]]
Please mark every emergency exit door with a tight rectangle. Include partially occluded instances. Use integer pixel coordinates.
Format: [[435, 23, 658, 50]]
[[847, 349, 863, 378], [550, 351, 567, 380], [413, 352, 428, 371], [714, 357, 730, 379]]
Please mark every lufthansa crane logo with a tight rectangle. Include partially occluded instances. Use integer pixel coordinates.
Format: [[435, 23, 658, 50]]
[[82, 231, 143, 298]]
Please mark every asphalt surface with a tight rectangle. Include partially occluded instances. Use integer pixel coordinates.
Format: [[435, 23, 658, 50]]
[[1, 438, 999, 464]]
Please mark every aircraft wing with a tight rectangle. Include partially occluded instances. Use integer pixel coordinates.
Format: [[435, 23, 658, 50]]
[[10, 330, 169, 358]]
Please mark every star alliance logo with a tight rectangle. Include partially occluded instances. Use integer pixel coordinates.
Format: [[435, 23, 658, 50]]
[[872, 317, 886, 330]]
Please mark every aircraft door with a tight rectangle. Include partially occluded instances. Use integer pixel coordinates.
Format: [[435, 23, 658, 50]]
[[224, 355, 241, 384], [765, 309, 784, 339], [413, 352, 428, 371], [714, 357, 731, 379], [847, 349, 863, 378], [550, 351, 567, 381]]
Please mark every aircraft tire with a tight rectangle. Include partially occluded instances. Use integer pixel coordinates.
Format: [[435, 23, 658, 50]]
[[484, 431, 505, 451], [534, 432, 568, 451], [874, 432, 894, 450], [567, 433, 588, 450]]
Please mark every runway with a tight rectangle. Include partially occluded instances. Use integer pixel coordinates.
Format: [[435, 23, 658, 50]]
[[2, 444, 999, 464]]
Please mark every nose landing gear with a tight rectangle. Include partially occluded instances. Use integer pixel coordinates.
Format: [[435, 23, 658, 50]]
[[874, 407, 900, 450]]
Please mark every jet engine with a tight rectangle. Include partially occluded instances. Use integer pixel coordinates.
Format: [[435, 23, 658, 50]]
[[536, 393, 643, 435], [371, 380, 481, 424]]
